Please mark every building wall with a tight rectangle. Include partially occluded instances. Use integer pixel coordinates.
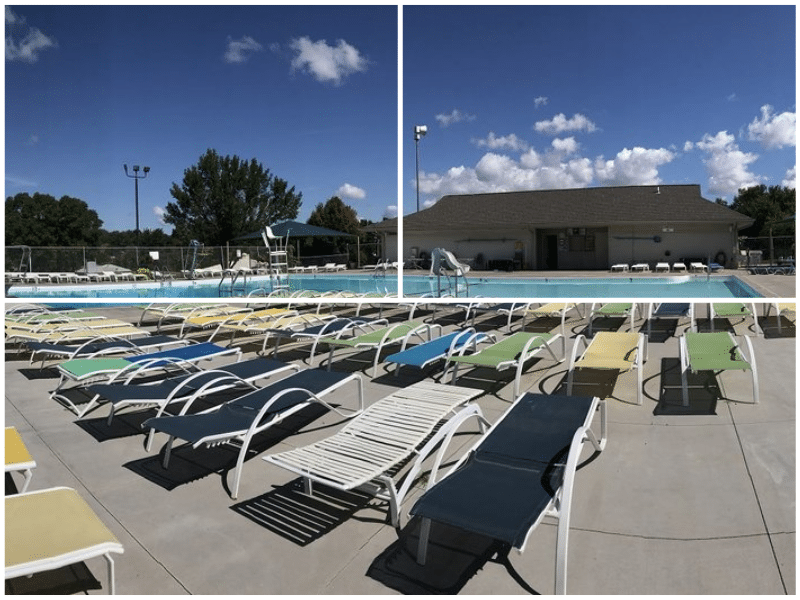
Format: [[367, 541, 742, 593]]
[[402, 222, 740, 270], [607, 223, 738, 267]]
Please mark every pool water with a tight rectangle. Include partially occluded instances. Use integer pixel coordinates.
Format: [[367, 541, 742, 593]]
[[7, 273, 761, 299]]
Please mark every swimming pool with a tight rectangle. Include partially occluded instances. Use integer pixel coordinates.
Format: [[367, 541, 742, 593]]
[[6, 272, 762, 299]]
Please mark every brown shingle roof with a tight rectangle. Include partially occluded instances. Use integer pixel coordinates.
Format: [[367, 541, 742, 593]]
[[369, 184, 754, 232]]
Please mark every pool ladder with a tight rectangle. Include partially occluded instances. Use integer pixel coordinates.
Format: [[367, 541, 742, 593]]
[[218, 269, 248, 297]]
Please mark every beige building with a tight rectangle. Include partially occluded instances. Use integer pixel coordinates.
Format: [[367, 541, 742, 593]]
[[371, 184, 754, 270]]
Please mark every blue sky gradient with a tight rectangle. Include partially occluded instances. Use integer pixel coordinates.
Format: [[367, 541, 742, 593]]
[[6, 5, 398, 233], [403, 5, 795, 213]]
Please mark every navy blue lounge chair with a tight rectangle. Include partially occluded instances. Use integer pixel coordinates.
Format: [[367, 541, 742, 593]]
[[410, 392, 606, 594], [25, 334, 188, 369], [143, 368, 364, 499]]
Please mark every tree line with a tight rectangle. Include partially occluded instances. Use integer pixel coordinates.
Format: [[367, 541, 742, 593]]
[[6, 149, 379, 253]]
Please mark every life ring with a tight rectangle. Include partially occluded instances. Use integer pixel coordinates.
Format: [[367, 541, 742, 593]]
[[714, 251, 727, 266]]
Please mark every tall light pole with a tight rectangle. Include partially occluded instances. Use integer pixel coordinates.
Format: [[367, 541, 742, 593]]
[[123, 164, 150, 247], [414, 125, 427, 212]]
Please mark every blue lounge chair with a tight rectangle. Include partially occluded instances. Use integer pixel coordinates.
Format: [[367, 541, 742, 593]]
[[385, 328, 493, 375], [25, 334, 188, 369], [410, 392, 606, 595], [645, 303, 695, 338], [143, 369, 364, 499], [85, 357, 301, 436], [52, 342, 242, 417]]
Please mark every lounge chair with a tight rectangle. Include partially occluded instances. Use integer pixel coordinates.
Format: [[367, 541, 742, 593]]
[[5, 487, 124, 594], [679, 332, 758, 406], [322, 320, 435, 376], [409, 392, 606, 595], [385, 328, 493, 375], [708, 303, 760, 336], [261, 316, 387, 362], [210, 312, 336, 348], [655, 262, 670, 272], [86, 357, 301, 441], [263, 380, 486, 527], [672, 262, 687, 272], [24, 334, 188, 369], [763, 303, 795, 334], [5, 427, 36, 493], [567, 331, 646, 404], [587, 302, 639, 336], [6, 321, 151, 346], [51, 342, 242, 417], [690, 262, 707, 272], [446, 331, 564, 399], [610, 263, 629, 272], [519, 302, 583, 333], [143, 369, 364, 499], [645, 303, 695, 338], [461, 301, 526, 331], [630, 263, 650, 272], [178, 307, 296, 338]]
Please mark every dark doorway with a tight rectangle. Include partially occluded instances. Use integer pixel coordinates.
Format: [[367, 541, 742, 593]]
[[545, 235, 558, 269]]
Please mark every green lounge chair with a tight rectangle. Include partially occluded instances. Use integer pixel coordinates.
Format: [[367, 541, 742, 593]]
[[708, 303, 760, 336], [679, 332, 758, 406], [322, 320, 436, 376], [446, 331, 564, 399], [587, 302, 638, 335]]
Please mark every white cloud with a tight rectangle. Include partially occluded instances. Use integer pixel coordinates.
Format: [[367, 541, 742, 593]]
[[696, 130, 761, 196], [5, 174, 38, 189], [415, 141, 674, 202], [6, 7, 56, 63], [435, 109, 476, 127], [534, 113, 597, 136], [383, 205, 398, 219], [336, 183, 366, 200], [534, 96, 548, 108], [153, 206, 166, 224], [747, 104, 796, 149], [224, 35, 263, 64], [594, 147, 676, 186], [472, 131, 528, 151], [782, 165, 796, 189], [683, 140, 694, 152], [289, 36, 367, 85]]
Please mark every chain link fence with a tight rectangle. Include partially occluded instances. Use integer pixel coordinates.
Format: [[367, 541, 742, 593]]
[[738, 236, 795, 266], [5, 242, 384, 278]]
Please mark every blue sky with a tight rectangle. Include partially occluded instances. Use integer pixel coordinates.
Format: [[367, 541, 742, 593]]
[[5, 5, 398, 234], [403, 5, 796, 214]]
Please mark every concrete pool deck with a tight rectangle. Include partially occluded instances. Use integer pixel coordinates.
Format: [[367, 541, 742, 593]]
[[4, 303, 795, 594]]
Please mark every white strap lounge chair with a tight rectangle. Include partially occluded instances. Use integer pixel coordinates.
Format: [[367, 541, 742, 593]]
[[610, 263, 629, 272], [263, 380, 486, 528], [6, 487, 124, 594], [567, 331, 646, 405], [410, 392, 606, 595], [630, 263, 650, 272], [690, 262, 708, 272], [5, 427, 36, 494], [655, 262, 670, 272]]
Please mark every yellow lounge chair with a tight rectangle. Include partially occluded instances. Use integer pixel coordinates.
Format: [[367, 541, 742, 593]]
[[567, 331, 646, 404], [5, 427, 36, 493]]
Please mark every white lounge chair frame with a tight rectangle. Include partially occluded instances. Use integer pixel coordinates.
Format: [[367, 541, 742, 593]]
[[263, 381, 486, 528]]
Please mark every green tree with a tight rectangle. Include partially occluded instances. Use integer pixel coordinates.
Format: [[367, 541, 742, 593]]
[[5, 192, 103, 246], [307, 196, 360, 254], [730, 185, 795, 236], [164, 149, 302, 246]]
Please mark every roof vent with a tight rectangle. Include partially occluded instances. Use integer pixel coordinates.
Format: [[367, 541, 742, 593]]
[[656, 186, 661, 194]]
